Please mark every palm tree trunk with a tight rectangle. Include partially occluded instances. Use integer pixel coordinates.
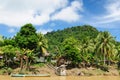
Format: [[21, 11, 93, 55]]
[[104, 54, 106, 65], [25, 57, 29, 70], [20, 58, 23, 71], [109, 60, 110, 66], [28, 60, 31, 70], [26, 58, 29, 70]]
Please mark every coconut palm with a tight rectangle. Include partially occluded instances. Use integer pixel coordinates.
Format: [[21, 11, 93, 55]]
[[15, 50, 24, 70], [116, 44, 120, 69], [80, 38, 95, 55], [24, 49, 35, 70], [79, 37, 95, 66], [116, 44, 120, 61], [95, 31, 117, 65], [37, 33, 48, 56], [0, 35, 4, 55], [16, 48, 35, 71]]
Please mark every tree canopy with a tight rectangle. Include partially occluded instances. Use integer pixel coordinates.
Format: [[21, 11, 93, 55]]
[[45, 25, 99, 54], [15, 23, 38, 50]]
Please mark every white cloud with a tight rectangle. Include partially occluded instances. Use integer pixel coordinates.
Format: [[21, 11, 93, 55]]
[[37, 29, 52, 34], [97, 0, 120, 24], [0, 0, 69, 27], [51, 0, 83, 22]]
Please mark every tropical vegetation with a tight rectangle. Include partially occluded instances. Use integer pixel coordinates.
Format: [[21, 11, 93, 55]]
[[0, 24, 120, 75]]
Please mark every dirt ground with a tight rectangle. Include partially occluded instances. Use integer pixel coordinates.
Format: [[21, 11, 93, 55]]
[[11, 65, 120, 76]]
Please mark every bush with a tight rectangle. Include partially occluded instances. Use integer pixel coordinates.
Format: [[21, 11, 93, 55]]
[[0, 67, 13, 75]]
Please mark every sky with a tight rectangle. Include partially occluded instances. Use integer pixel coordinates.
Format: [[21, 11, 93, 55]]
[[0, 0, 120, 41]]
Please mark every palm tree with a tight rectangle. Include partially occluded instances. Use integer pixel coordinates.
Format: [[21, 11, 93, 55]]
[[116, 44, 120, 60], [95, 31, 117, 65], [0, 47, 4, 67], [25, 49, 35, 70], [16, 49, 35, 71], [37, 33, 48, 57], [116, 44, 120, 69], [80, 37, 95, 54], [79, 37, 95, 66], [15, 50, 24, 71], [0, 35, 4, 60]]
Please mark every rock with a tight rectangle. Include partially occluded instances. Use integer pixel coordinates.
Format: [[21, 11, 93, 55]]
[[55, 65, 66, 76], [60, 69, 66, 76]]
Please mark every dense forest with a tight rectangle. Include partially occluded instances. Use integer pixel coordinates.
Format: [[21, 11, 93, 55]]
[[0, 24, 120, 74], [45, 25, 120, 68], [45, 25, 99, 54]]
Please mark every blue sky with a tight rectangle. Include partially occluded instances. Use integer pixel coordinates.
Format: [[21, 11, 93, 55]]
[[0, 0, 120, 41]]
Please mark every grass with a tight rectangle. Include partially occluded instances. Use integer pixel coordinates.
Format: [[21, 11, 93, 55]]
[[32, 63, 45, 68], [80, 68, 105, 76]]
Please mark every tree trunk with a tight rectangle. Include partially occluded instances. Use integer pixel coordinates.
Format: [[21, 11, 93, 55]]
[[108, 60, 111, 66], [20, 58, 23, 71], [25, 57, 29, 70], [104, 54, 106, 65]]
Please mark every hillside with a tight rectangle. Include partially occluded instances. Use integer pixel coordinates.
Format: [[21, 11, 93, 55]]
[[45, 25, 99, 53]]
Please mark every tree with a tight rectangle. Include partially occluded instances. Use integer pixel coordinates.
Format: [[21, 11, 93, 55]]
[[62, 37, 80, 65], [79, 37, 95, 66], [37, 33, 48, 56], [1, 45, 20, 67], [0, 35, 3, 59], [95, 31, 117, 65], [116, 43, 120, 69], [3, 37, 16, 46], [15, 23, 38, 50], [25, 49, 35, 70], [15, 48, 35, 71], [45, 25, 99, 54], [115, 42, 120, 61]]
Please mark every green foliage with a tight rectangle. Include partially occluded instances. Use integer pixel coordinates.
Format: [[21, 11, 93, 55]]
[[116, 43, 120, 66], [0, 35, 4, 46], [62, 37, 81, 64], [2, 45, 19, 56], [24, 49, 36, 63], [0, 24, 120, 71], [3, 37, 16, 46], [23, 49, 35, 70], [79, 37, 95, 64], [45, 25, 119, 68], [37, 33, 48, 56], [95, 31, 117, 65], [45, 25, 99, 54], [32, 63, 45, 67], [0, 67, 13, 75], [0, 60, 4, 67], [0, 24, 49, 70], [15, 23, 38, 50], [1, 45, 20, 67]]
